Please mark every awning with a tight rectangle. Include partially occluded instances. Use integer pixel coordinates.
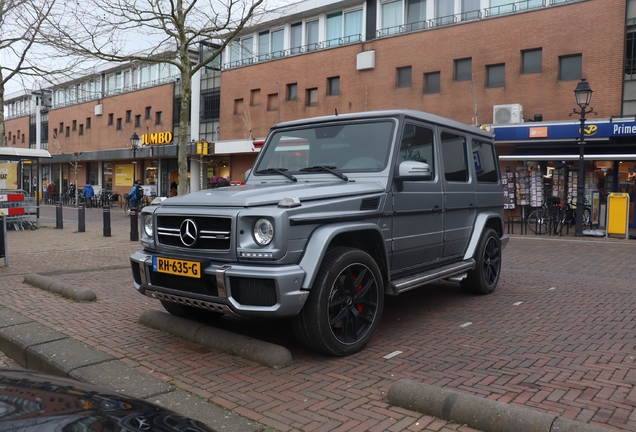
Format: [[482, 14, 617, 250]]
[[499, 145, 636, 161], [0, 148, 51, 159]]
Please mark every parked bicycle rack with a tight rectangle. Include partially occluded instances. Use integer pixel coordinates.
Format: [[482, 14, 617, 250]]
[[0, 190, 35, 230]]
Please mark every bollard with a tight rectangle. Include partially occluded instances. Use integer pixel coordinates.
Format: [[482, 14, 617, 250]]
[[103, 204, 111, 237], [130, 206, 139, 242], [78, 205, 85, 232], [1, 213, 7, 267], [56, 202, 63, 229]]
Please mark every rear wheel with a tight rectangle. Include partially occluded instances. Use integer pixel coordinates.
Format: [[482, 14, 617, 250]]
[[292, 247, 384, 356], [160, 300, 223, 323], [461, 228, 501, 295]]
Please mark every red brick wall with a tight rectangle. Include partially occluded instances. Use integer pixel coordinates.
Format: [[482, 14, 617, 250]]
[[4, 116, 30, 148], [220, 0, 624, 140]]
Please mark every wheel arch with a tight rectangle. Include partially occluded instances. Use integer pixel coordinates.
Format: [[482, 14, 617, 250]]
[[463, 212, 504, 260], [298, 223, 389, 290]]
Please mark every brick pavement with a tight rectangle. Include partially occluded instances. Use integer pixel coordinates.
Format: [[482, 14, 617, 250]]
[[0, 206, 635, 431]]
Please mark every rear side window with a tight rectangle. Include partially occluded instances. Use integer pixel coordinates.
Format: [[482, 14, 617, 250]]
[[441, 132, 468, 182], [473, 140, 499, 183]]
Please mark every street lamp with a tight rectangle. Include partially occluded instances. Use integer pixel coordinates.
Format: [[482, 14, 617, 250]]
[[570, 78, 596, 236], [130, 132, 140, 183]]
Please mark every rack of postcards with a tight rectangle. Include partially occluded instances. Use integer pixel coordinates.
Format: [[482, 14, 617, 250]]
[[502, 172, 516, 209], [501, 170, 544, 209], [568, 170, 600, 205], [550, 168, 567, 203]]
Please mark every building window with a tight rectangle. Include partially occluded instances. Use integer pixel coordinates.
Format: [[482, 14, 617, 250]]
[[202, 89, 220, 120], [86, 118, 91, 129], [116, 118, 122, 130], [406, 0, 426, 30], [291, 22, 302, 54], [455, 58, 472, 81], [234, 98, 244, 115], [424, 72, 441, 94], [306, 88, 318, 106], [65, 126, 70, 137], [381, 0, 402, 35], [145, 106, 151, 119], [559, 54, 582, 81], [287, 83, 297, 101], [328, 77, 340, 96], [267, 93, 278, 111], [397, 66, 412, 88], [79, 124, 84, 135], [258, 31, 270, 61], [135, 115, 141, 127], [126, 110, 132, 122], [486, 64, 505, 88], [306, 20, 319, 51], [435, 0, 455, 25], [72, 120, 77, 131], [108, 114, 114, 125], [251, 89, 261, 106], [59, 122, 64, 132], [461, 0, 480, 20], [271, 29, 284, 58], [522, 48, 542, 74], [155, 111, 163, 125], [53, 128, 58, 138]]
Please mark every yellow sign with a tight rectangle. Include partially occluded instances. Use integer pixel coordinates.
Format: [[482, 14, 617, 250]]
[[115, 164, 135, 186], [0, 163, 18, 190], [142, 132, 173, 145], [607, 193, 629, 237], [582, 124, 598, 136]]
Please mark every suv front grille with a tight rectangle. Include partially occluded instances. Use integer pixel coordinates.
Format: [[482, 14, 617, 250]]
[[157, 215, 231, 250]]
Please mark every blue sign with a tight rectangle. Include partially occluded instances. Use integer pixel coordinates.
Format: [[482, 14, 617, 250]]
[[493, 120, 636, 141]]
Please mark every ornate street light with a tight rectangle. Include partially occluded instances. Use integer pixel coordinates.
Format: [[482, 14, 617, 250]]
[[570, 79, 596, 236], [130, 132, 140, 183]]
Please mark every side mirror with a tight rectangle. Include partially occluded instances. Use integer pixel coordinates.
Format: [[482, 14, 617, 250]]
[[398, 161, 432, 179], [395, 161, 432, 192]]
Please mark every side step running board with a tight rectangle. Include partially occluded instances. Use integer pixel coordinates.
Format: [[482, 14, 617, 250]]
[[388, 259, 476, 295]]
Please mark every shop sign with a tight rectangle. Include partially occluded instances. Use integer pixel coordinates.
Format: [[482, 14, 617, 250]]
[[494, 120, 636, 141], [142, 132, 173, 146]]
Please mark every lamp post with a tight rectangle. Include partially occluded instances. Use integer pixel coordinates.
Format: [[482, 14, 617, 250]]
[[130, 133, 140, 183], [570, 79, 596, 236]]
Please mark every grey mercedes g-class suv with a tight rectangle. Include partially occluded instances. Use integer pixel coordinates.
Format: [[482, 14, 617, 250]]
[[130, 110, 508, 356]]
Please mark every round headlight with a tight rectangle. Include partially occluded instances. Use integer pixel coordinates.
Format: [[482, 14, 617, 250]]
[[253, 218, 274, 246], [143, 214, 153, 237]]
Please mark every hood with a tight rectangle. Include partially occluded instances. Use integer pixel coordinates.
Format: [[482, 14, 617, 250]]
[[160, 181, 386, 208], [0, 368, 214, 432]]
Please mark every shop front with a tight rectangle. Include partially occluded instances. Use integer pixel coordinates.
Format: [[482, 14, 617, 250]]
[[494, 118, 636, 228]]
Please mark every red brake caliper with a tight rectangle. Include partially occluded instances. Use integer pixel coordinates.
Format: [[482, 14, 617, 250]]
[[353, 274, 363, 313]]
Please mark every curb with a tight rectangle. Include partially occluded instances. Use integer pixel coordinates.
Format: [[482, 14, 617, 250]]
[[23, 273, 97, 302], [0, 305, 263, 432], [138, 309, 293, 369], [387, 379, 612, 432]]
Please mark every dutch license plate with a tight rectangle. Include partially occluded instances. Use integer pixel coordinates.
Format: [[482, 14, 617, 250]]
[[153, 256, 201, 278]]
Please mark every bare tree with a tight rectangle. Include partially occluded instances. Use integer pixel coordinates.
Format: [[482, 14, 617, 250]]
[[48, 0, 267, 195], [0, 0, 82, 147]]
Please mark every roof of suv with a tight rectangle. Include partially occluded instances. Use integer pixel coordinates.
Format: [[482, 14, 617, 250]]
[[270, 109, 494, 139]]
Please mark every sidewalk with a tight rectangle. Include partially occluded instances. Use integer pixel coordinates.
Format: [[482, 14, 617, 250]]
[[1, 208, 635, 431]]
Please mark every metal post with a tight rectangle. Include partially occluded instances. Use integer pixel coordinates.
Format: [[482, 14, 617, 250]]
[[56, 201, 63, 229], [103, 204, 111, 237], [78, 205, 85, 232], [130, 206, 139, 241], [575, 111, 586, 236], [1, 213, 7, 267]]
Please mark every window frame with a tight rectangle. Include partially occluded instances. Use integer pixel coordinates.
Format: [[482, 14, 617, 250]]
[[327, 77, 340, 96], [521, 48, 542, 74], [486, 63, 505, 88], [287, 83, 298, 101], [306, 88, 318, 106], [454, 58, 472, 81], [424, 71, 441, 94], [397, 66, 412, 88], [559, 54, 582, 81]]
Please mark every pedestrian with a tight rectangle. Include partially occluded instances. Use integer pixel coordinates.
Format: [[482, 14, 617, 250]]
[[217, 176, 230, 187], [83, 182, 95, 208], [129, 180, 142, 210]]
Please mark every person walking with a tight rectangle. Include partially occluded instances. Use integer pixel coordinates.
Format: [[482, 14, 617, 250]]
[[83, 182, 95, 209], [129, 180, 142, 210]]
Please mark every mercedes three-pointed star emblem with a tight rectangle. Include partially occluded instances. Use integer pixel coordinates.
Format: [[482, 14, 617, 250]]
[[180, 219, 198, 247]]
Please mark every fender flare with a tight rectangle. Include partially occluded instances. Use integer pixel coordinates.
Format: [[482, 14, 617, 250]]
[[298, 222, 389, 290], [463, 212, 504, 260]]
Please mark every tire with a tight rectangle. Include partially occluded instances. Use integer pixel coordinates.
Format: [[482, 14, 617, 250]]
[[526, 209, 552, 235], [583, 208, 591, 228], [124, 202, 132, 216], [160, 300, 222, 323], [461, 228, 501, 295], [292, 247, 384, 356]]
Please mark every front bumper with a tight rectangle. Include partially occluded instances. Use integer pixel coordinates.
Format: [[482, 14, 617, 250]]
[[130, 250, 309, 318]]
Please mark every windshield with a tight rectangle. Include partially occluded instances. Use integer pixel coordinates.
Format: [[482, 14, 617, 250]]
[[254, 120, 395, 175]]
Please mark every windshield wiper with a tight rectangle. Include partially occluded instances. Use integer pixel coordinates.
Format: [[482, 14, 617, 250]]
[[299, 165, 348, 181], [255, 168, 297, 182]]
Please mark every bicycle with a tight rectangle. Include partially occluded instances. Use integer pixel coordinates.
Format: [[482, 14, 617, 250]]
[[526, 197, 560, 235], [124, 194, 155, 215]]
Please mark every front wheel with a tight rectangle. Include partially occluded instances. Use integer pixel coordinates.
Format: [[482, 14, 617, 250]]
[[124, 202, 133, 216], [527, 209, 552, 235], [461, 228, 502, 295], [292, 247, 384, 356]]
